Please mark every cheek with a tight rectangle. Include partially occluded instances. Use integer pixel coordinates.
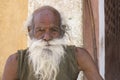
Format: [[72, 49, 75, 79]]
[[28, 29, 34, 39], [52, 32, 61, 38], [33, 31, 43, 39]]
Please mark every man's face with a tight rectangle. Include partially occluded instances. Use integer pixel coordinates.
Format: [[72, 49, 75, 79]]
[[33, 9, 61, 41]]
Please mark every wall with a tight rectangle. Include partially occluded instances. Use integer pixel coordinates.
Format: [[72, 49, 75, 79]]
[[28, 0, 83, 47], [0, 0, 28, 78]]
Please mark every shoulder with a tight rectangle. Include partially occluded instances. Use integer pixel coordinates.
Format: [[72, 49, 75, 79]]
[[75, 47, 88, 54], [75, 47, 103, 80], [6, 53, 18, 65], [2, 49, 28, 80], [2, 53, 19, 80], [75, 47, 90, 59], [74, 47, 95, 70]]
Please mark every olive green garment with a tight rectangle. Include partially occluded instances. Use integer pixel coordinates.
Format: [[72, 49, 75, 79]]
[[17, 45, 80, 80]]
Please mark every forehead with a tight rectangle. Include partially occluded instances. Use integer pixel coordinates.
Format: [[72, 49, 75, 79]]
[[33, 9, 60, 26]]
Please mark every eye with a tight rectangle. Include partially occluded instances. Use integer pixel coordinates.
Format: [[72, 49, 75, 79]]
[[51, 27, 59, 32], [36, 28, 45, 32], [52, 29, 58, 32]]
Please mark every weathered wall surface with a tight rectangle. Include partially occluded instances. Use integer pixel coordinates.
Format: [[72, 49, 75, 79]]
[[28, 0, 83, 47], [0, 0, 28, 78], [28, 0, 84, 80]]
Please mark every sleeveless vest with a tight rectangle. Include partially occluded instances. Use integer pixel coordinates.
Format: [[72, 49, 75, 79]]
[[17, 46, 80, 80]]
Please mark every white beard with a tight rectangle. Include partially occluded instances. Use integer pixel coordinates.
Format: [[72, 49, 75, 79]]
[[28, 38, 66, 80]]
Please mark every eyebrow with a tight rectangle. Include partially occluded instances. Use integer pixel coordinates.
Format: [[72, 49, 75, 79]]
[[51, 27, 60, 30], [35, 26, 43, 29], [50, 24, 60, 27]]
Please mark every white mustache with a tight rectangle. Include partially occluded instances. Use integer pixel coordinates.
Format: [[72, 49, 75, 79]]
[[30, 38, 67, 47]]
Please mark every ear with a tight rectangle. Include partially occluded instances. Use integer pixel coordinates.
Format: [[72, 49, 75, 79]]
[[28, 26, 31, 32], [27, 26, 33, 39]]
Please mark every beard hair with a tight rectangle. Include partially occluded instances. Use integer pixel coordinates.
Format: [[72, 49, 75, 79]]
[[28, 38, 66, 80]]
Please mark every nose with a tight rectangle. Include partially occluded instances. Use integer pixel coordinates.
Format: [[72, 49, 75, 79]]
[[43, 32, 52, 41]]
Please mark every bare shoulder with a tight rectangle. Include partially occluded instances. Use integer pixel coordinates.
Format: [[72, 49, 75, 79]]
[[75, 47, 89, 58], [6, 53, 18, 65], [75, 47, 103, 80], [2, 53, 18, 80], [74, 47, 96, 70]]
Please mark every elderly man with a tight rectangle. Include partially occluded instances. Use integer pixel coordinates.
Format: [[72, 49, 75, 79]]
[[2, 6, 103, 80]]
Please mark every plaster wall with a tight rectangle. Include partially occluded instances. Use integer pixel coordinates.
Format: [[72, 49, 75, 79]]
[[28, 0, 83, 47], [0, 0, 28, 78]]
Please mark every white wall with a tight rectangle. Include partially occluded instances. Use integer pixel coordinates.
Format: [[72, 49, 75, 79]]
[[28, 0, 83, 47]]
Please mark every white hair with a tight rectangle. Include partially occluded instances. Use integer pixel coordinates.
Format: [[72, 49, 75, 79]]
[[24, 14, 33, 30], [28, 38, 67, 80]]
